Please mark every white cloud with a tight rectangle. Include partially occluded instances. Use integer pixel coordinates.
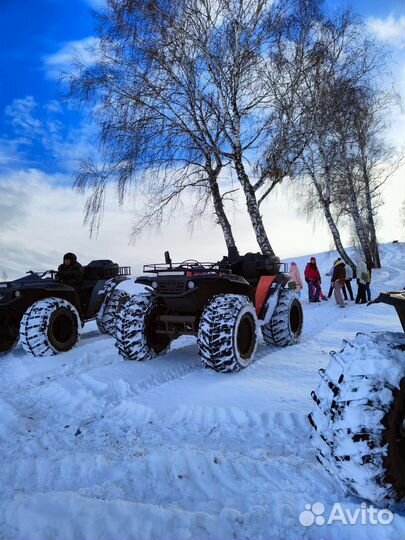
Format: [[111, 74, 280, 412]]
[[367, 14, 405, 48], [43, 36, 100, 79], [2, 95, 98, 173], [5, 96, 42, 138], [0, 168, 323, 279], [0, 161, 404, 282]]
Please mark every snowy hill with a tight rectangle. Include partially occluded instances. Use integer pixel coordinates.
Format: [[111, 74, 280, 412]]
[[1, 242, 404, 540]]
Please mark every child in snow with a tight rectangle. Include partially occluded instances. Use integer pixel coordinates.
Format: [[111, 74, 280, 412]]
[[331, 258, 346, 307], [304, 257, 322, 302], [288, 262, 303, 297]]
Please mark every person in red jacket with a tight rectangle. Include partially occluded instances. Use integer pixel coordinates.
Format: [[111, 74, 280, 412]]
[[304, 256, 322, 302]]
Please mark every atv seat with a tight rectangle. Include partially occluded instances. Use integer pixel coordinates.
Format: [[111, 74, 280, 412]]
[[84, 260, 119, 280], [230, 253, 282, 287]]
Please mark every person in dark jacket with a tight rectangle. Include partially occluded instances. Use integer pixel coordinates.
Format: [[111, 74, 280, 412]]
[[327, 259, 347, 300], [304, 257, 321, 302], [57, 253, 84, 289], [331, 259, 346, 307]]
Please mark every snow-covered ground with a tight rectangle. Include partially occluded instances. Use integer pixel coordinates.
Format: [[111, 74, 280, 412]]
[[1, 242, 404, 540]]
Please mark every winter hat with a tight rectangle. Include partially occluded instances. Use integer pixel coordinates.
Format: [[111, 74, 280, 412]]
[[333, 258, 343, 267], [63, 252, 77, 263], [290, 262, 297, 267]]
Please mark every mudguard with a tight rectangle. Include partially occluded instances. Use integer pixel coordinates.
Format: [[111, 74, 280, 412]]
[[256, 273, 292, 321], [86, 278, 127, 319]]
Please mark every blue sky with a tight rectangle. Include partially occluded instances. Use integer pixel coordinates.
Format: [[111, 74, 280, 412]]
[[0, 0, 404, 277], [0, 0, 98, 174], [0, 0, 405, 173], [0, 0, 403, 175]]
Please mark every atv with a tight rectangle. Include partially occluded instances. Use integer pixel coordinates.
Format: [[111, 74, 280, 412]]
[[309, 291, 405, 507], [115, 250, 303, 373], [0, 260, 131, 357]]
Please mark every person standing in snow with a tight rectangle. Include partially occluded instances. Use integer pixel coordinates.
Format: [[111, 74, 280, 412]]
[[355, 257, 369, 304], [304, 257, 321, 302], [331, 259, 346, 307], [327, 260, 347, 300], [344, 263, 355, 301], [57, 253, 84, 290], [288, 262, 303, 297]]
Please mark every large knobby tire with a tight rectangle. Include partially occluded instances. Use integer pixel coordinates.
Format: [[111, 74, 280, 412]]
[[115, 293, 170, 361], [198, 294, 258, 373], [20, 298, 81, 357], [97, 288, 131, 337], [308, 331, 405, 506], [262, 288, 303, 347]]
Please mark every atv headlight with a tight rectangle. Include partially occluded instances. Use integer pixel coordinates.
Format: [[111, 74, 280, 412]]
[[14, 290, 21, 297], [151, 281, 158, 289], [187, 281, 195, 289]]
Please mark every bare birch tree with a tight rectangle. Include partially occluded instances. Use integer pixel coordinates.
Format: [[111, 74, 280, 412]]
[[69, 0, 239, 253], [281, 7, 395, 268], [69, 0, 331, 257], [331, 83, 402, 268]]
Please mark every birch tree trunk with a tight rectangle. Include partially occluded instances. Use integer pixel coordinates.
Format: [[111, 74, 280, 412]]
[[208, 168, 238, 254], [311, 174, 355, 269], [348, 194, 374, 267], [233, 152, 275, 256], [361, 161, 381, 268]]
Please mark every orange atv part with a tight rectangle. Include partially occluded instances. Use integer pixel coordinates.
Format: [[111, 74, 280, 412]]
[[255, 275, 275, 317]]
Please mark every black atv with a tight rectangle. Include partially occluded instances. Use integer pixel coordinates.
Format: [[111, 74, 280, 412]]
[[0, 260, 131, 357], [115, 251, 303, 373]]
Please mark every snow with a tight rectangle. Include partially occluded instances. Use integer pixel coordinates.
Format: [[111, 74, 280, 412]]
[[0, 242, 404, 540]]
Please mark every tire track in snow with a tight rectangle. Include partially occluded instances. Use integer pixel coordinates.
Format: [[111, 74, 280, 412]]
[[0, 440, 329, 516], [0, 340, 201, 405]]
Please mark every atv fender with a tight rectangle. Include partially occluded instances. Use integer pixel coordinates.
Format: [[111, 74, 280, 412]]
[[255, 276, 276, 316], [88, 277, 129, 319], [86, 279, 117, 318], [257, 274, 291, 322]]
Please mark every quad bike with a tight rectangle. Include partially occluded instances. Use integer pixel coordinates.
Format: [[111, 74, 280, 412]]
[[0, 260, 131, 357], [115, 250, 303, 373], [309, 291, 405, 507]]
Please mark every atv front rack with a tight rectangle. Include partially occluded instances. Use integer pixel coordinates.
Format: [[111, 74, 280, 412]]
[[143, 261, 230, 275]]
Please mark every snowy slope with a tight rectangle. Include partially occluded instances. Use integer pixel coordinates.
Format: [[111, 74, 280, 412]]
[[0, 242, 404, 540]]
